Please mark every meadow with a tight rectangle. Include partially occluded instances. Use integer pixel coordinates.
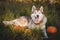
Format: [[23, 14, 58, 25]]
[[0, 0, 60, 40]]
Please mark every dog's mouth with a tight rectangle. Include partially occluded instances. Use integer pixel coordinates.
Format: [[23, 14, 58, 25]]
[[34, 18, 40, 24]]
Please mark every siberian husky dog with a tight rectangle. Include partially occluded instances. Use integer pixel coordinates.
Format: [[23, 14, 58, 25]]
[[28, 5, 48, 38], [3, 5, 48, 38]]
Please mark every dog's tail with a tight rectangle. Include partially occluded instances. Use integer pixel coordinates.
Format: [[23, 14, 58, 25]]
[[3, 20, 14, 25]]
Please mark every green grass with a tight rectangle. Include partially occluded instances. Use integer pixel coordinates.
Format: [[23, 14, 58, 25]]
[[0, 1, 60, 40]]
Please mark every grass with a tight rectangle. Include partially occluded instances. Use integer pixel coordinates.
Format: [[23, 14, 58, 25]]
[[0, 1, 60, 40]]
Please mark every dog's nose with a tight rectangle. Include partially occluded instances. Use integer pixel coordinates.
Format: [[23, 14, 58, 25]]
[[37, 15, 39, 17]]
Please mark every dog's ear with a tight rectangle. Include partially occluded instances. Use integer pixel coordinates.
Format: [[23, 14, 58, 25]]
[[32, 5, 36, 12], [40, 6, 43, 12]]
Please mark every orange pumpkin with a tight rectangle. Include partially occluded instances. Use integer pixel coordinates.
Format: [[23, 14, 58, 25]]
[[47, 26, 57, 34]]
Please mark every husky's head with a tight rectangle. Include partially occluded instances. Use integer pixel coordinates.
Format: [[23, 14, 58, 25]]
[[31, 5, 44, 24]]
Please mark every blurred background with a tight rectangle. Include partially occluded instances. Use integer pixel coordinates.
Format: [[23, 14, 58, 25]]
[[0, 0, 60, 40]]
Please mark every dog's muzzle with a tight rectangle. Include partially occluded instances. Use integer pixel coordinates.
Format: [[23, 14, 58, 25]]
[[34, 16, 40, 25], [37, 15, 39, 18]]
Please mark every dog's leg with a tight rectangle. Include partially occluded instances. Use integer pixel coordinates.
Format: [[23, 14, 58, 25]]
[[40, 25, 48, 39]]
